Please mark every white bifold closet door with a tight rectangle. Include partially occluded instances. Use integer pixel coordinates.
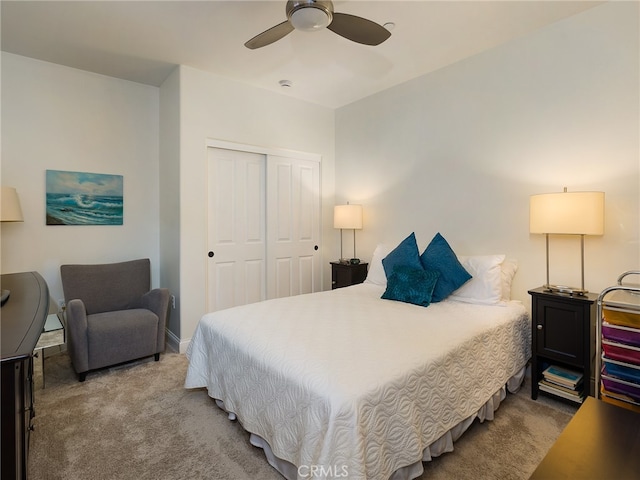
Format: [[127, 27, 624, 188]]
[[207, 148, 265, 312], [207, 147, 320, 313], [266, 155, 321, 299]]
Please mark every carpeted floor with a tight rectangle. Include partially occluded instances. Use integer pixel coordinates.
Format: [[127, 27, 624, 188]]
[[29, 351, 577, 480]]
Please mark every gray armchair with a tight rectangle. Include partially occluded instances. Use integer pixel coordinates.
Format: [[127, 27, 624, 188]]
[[60, 258, 170, 382]]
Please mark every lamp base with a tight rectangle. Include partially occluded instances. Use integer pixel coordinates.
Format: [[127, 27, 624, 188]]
[[1, 289, 10, 306], [338, 258, 350, 265], [349, 258, 360, 265], [543, 284, 588, 296]]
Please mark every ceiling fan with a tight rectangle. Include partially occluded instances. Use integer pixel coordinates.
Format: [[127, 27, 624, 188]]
[[245, 0, 391, 50]]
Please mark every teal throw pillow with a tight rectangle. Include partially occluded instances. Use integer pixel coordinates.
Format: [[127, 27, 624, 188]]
[[382, 265, 439, 307], [382, 232, 422, 278], [420, 232, 472, 302]]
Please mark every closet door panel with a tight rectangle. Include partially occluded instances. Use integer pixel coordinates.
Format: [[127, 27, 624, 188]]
[[207, 148, 266, 312], [267, 155, 321, 299], [274, 257, 293, 299]]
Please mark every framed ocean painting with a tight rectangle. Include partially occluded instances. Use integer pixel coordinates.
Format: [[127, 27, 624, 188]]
[[46, 170, 123, 225]]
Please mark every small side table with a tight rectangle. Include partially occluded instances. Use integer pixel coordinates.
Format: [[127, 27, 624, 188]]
[[35, 313, 65, 388], [331, 262, 368, 289], [529, 287, 597, 402]]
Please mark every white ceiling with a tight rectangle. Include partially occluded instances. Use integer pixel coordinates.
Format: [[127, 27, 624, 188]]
[[1, 1, 603, 109]]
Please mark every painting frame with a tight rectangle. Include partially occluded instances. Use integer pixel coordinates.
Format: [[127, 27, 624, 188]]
[[46, 170, 124, 226]]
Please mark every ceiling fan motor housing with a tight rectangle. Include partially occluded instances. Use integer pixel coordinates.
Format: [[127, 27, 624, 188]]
[[287, 0, 334, 31]]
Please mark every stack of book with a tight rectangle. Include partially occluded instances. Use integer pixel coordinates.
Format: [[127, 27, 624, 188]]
[[539, 365, 584, 403]]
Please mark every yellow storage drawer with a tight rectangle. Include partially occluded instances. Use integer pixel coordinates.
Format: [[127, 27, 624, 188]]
[[603, 307, 640, 328], [601, 385, 640, 413], [602, 289, 640, 328]]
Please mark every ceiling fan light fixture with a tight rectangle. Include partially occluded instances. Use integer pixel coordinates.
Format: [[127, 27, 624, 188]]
[[246, 0, 390, 49], [290, 6, 332, 31]]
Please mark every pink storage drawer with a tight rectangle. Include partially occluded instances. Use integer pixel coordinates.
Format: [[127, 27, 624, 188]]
[[602, 340, 640, 365], [602, 322, 640, 348]]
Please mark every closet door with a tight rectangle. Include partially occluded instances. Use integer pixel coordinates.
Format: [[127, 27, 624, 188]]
[[266, 155, 321, 298], [207, 148, 266, 312]]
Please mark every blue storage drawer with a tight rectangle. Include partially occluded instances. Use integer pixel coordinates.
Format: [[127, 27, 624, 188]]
[[602, 356, 640, 384]]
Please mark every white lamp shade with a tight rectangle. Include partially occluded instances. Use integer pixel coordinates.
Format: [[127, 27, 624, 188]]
[[1, 186, 24, 222], [334, 204, 363, 230], [530, 191, 604, 235]]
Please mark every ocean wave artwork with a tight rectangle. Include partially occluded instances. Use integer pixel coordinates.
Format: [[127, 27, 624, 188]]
[[46, 170, 123, 225]]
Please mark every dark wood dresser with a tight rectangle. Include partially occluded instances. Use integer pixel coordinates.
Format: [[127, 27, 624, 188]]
[[1, 272, 49, 480]]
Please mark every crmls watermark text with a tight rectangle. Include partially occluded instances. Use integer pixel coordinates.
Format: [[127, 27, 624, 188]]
[[297, 464, 349, 478]]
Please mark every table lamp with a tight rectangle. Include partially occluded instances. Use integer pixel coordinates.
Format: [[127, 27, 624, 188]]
[[1, 186, 25, 305], [333, 203, 363, 264], [530, 188, 604, 295]]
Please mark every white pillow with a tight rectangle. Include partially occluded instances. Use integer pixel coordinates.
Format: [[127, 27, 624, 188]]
[[500, 258, 518, 301], [449, 254, 506, 305], [364, 244, 392, 286]]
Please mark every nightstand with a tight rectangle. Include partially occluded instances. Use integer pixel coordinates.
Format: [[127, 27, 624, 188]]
[[331, 262, 368, 289], [529, 287, 598, 403]]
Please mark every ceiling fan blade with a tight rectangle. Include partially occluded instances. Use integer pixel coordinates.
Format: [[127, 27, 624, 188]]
[[245, 20, 295, 49], [327, 12, 391, 46]]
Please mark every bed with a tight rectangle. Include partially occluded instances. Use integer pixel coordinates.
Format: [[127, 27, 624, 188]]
[[185, 239, 531, 480]]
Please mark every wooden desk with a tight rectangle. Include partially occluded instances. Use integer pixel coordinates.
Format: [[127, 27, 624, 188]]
[[530, 397, 640, 480], [1, 272, 49, 480]]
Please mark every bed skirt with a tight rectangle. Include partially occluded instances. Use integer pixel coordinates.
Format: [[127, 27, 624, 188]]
[[214, 366, 526, 480]]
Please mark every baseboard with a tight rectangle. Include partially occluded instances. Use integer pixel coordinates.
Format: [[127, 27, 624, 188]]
[[165, 328, 190, 354]]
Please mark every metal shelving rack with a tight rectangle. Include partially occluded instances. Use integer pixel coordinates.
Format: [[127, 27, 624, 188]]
[[596, 270, 640, 411]]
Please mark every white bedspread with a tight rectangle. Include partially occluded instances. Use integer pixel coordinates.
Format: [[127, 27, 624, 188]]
[[185, 283, 530, 480]]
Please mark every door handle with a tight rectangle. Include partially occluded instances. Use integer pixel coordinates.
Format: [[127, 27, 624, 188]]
[[208, 251, 214, 258]]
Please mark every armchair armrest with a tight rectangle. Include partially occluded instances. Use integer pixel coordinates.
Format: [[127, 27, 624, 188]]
[[66, 298, 90, 374], [140, 288, 170, 352]]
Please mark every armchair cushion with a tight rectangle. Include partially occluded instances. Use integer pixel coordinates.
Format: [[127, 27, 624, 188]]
[[87, 309, 158, 369]]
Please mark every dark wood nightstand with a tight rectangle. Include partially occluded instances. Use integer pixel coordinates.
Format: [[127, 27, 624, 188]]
[[331, 262, 368, 289], [529, 287, 598, 403]]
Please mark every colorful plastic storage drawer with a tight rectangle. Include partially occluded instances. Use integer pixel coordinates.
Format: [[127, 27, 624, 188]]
[[602, 357, 640, 383], [601, 374, 640, 403], [602, 322, 640, 347], [600, 385, 640, 413], [602, 340, 640, 364], [603, 307, 640, 329]]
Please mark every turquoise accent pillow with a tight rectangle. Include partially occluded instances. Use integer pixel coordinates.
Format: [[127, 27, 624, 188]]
[[382, 265, 439, 307], [420, 233, 472, 302], [382, 232, 422, 278]]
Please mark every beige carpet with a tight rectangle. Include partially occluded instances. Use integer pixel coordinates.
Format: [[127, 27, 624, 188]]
[[29, 351, 576, 480]]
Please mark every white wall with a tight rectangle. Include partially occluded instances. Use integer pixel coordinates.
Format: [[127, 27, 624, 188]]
[[335, 1, 639, 305], [167, 66, 335, 348], [1, 53, 161, 302], [158, 66, 181, 339]]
